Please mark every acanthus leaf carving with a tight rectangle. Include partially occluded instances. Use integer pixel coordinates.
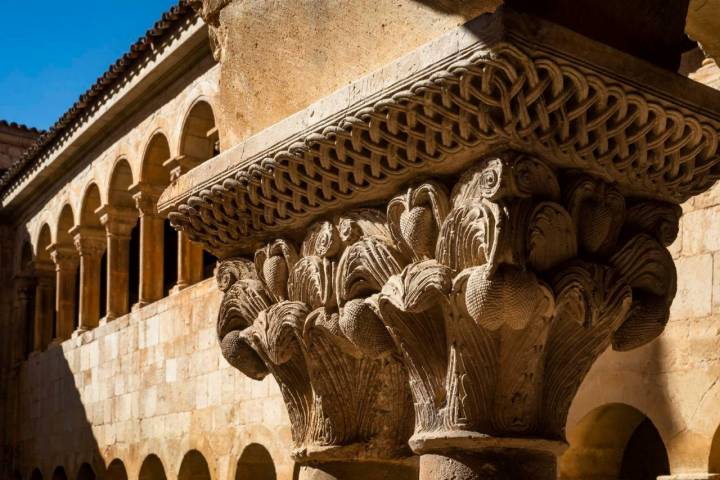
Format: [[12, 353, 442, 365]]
[[217, 150, 681, 462]]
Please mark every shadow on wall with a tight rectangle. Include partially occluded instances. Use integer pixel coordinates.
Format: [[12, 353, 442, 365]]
[[9, 345, 106, 480]]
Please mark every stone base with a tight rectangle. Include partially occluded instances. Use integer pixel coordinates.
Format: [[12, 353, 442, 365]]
[[296, 460, 418, 480], [419, 449, 557, 480]]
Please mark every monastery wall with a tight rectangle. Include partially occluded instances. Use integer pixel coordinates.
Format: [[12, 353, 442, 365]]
[[7, 278, 293, 480]]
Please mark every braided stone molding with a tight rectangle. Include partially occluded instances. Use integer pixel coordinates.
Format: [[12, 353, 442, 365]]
[[217, 150, 678, 473], [163, 8, 720, 257]]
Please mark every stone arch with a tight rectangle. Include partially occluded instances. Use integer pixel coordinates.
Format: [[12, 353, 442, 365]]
[[50, 467, 67, 480], [30, 468, 42, 480], [108, 158, 135, 209], [106, 459, 128, 480], [708, 424, 720, 474], [178, 99, 219, 281], [36, 223, 52, 261], [80, 183, 103, 228], [559, 403, 670, 480], [179, 99, 218, 163], [138, 454, 167, 480], [76, 463, 96, 480], [56, 203, 76, 245], [235, 443, 276, 480], [178, 450, 211, 480], [140, 132, 172, 186]]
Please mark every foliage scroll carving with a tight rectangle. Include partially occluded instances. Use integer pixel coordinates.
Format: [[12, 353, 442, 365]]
[[217, 151, 679, 459]]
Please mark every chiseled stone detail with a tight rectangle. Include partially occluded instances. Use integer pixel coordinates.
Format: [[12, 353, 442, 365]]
[[167, 9, 720, 257], [218, 150, 679, 478], [215, 215, 415, 473]]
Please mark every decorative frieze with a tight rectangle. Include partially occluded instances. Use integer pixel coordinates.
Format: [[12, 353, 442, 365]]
[[161, 8, 720, 258]]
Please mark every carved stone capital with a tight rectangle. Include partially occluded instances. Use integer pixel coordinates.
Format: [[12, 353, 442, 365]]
[[70, 226, 107, 258], [129, 182, 165, 217], [218, 150, 677, 478], [216, 212, 416, 469], [97, 205, 138, 238], [47, 243, 80, 271]]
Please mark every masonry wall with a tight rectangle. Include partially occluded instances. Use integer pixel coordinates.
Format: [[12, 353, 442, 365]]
[[8, 278, 293, 480]]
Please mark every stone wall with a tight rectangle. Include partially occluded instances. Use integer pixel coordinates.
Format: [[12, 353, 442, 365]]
[[8, 278, 293, 480]]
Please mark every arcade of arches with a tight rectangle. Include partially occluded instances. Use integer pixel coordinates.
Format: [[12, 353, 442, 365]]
[[5, 1, 720, 480]]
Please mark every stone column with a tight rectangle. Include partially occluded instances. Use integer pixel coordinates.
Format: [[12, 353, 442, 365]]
[[11, 276, 35, 364], [98, 206, 138, 320], [71, 226, 106, 331], [131, 184, 165, 306], [165, 155, 205, 292], [48, 243, 79, 341], [33, 261, 55, 351]]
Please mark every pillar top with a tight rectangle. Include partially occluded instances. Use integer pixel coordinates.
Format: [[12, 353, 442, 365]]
[[47, 242, 79, 269], [97, 205, 138, 236], [129, 182, 166, 213], [159, 7, 720, 258], [70, 225, 106, 256]]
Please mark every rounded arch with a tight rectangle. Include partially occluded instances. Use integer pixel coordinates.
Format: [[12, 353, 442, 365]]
[[179, 99, 218, 162], [36, 223, 52, 261], [178, 450, 211, 480], [140, 131, 172, 186], [708, 424, 720, 473], [106, 459, 128, 480], [107, 158, 135, 209], [559, 403, 670, 480], [139, 454, 167, 480], [235, 443, 276, 480], [80, 183, 103, 228], [50, 467, 67, 480], [76, 463, 95, 480], [56, 203, 76, 244], [30, 468, 43, 480]]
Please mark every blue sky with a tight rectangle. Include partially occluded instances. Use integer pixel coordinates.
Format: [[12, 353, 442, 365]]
[[0, 0, 178, 130]]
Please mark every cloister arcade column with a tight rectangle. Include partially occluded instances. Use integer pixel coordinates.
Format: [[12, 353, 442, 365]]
[[131, 184, 165, 306], [32, 260, 54, 351], [160, 8, 720, 480], [47, 244, 78, 341], [71, 226, 106, 331], [11, 275, 35, 364], [98, 207, 138, 320]]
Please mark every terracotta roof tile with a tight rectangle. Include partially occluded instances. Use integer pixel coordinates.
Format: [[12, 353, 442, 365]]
[[0, 120, 43, 135], [0, 0, 198, 195]]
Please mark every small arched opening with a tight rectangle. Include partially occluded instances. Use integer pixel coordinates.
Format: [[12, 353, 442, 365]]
[[235, 443, 276, 480], [76, 183, 107, 328], [138, 133, 177, 300], [54, 203, 80, 338], [76, 463, 96, 480], [179, 100, 219, 281], [106, 459, 128, 480], [105, 159, 139, 318], [559, 403, 670, 480], [178, 450, 211, 480], [50, 467, 67, 480], [707, 422, 720, 474], [139, 454, 167, 480], [35, 224, 55, 349]]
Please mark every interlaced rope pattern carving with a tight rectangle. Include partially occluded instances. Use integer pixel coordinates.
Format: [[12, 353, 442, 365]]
[[168, 43, 720, 256]]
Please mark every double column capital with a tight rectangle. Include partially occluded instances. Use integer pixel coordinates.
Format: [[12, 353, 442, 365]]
[[129, 182, 166, 218], [97, 205, 138, 238], [47, 242, 79, 271], [70, 225, 107, 258], [163, 154, 205, 182]]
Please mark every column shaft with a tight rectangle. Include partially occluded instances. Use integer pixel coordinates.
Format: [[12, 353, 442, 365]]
[[55, 262, 77, 340], [138, 213, 164, 305], [176, 231, 204, 289], [78, 253, 101, 330], [33, 272, 54, 351], [106, 232, 130, 319]]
